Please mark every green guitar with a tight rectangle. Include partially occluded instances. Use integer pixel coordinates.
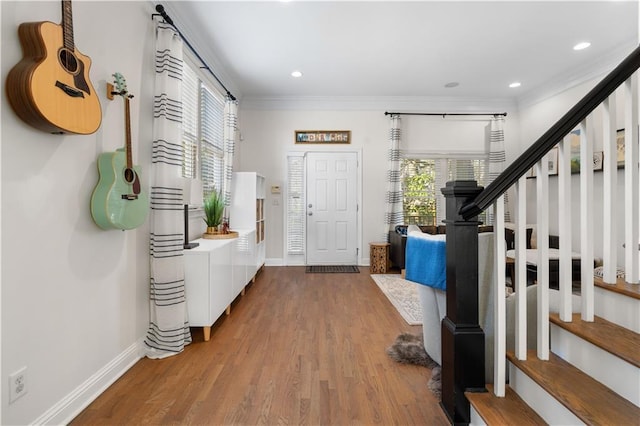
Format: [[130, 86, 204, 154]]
[[91, 73, 148, 230]]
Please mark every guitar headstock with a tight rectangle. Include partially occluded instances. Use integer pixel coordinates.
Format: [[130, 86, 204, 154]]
[[112, 72, 133, 99]]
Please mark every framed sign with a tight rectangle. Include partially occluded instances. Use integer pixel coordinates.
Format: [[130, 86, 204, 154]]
[[295, 130, 351, 144]]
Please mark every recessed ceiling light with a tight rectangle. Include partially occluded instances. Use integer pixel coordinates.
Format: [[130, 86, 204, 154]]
[[444, 82, 459, 88], [291, 70, 303, 78], [509, 82, 521, 88], [573, 42, 591, 51]]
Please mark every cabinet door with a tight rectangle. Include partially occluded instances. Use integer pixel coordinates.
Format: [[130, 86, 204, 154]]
[[210, 242, 233, 322], [184, 240, 233, 327], [231, 234, 247, 297], [246, 230, 257, 280], [184, 252, 211, 326]]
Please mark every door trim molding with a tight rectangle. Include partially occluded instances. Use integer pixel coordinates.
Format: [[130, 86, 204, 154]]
[[283, 149, 362, 265]]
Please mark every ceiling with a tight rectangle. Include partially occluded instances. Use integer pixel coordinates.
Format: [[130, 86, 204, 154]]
[[163, 1, 638, 105]]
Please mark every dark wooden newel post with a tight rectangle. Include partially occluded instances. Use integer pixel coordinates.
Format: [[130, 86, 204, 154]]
[[440, 180, 486, 425]]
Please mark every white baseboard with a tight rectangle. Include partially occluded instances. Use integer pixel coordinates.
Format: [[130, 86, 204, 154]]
[[266, 258, 369, 267], [33, 341, 143, 425]]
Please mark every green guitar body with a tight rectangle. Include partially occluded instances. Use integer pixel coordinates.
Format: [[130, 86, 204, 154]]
[[91, 148, 148, 230]]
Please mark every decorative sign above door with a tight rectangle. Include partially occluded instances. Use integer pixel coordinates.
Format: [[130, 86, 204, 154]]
[[295, 130, 351, 144]]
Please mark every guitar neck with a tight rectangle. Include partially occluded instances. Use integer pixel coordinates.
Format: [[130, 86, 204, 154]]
[[125, 97, 133, 170], [61, 0, 75, 50]]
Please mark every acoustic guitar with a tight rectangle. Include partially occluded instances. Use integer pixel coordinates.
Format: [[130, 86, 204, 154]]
[[6, 0, 101, 134], [91, 73, 148, 230]]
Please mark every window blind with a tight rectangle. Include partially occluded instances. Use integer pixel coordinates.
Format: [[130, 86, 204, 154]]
[[181, 64, 199, 179], [200, 83, 225, 197], [287, 155, 305, 254], [180, 58, 226, 201]]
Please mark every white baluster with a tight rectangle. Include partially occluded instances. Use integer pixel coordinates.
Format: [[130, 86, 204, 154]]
[[515, 177, 527, 360], [493, 197, 506, 396], [603, 96, 618, 283], [580, 120, 595, 321], [558, 136, 572, 321], [536, 154, 550, 360], [624, 75, 639, 284]]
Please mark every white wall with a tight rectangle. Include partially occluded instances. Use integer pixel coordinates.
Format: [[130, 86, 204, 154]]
[[1, 2, 154, 423], [518, 78, 628, 265], [236, 107, 520, 265]]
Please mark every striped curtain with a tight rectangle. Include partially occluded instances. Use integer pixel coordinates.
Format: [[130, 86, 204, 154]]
[[144, 22, 192, 359], [488, 117, 511, 223], [222, 97, 238, 212], [384, 115, 403, 241]]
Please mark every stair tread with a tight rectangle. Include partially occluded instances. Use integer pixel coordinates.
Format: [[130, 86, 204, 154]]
[[466, 384, 546, 425], [507, 350, 640, 425], [549, 313, 640, 368], [595, 276, 640, 300]]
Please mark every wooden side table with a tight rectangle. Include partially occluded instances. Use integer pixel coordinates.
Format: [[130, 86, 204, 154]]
[[370, 242, 390, 274]]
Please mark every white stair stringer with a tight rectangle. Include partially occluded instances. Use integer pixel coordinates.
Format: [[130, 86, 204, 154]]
[[507, 361, 583, 425], [594, 285, 640, 333], [550, 322, 640, 407]]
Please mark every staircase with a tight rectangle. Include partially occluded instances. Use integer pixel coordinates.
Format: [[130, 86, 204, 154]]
[[441, 44, 640, 425], [467, 279, 640, 425]]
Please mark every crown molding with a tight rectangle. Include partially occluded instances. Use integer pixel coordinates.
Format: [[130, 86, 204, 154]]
[[239, 95, 516, 112]]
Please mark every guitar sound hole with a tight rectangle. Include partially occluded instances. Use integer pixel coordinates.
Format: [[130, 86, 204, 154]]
[[58, 48, 78, 74], [124, 168, 135, 184]]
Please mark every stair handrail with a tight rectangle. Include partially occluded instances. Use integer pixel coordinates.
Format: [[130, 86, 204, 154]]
[[460, 44, 640, 220]]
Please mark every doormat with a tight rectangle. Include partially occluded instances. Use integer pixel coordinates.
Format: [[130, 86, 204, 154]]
[[305, 265, 360, 273]]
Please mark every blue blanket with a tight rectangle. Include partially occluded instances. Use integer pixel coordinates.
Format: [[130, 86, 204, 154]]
[[405, 233, 446, 290]]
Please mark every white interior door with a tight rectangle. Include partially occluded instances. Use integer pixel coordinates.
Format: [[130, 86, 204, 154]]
[[306, 152, 358, 265]]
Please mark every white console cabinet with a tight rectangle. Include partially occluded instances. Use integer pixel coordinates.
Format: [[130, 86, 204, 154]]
[[184, 229, 256, 341]]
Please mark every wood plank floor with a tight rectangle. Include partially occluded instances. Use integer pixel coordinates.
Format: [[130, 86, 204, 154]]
[[71, 266, 448, 425]]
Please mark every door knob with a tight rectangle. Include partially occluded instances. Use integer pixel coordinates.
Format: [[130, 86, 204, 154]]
[[308, 204, 313, 208], [308, 212, 313, 216]]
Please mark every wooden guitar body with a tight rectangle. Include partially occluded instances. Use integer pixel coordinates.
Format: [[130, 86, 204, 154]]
[[6, 20, 102, 134], [91, 148, 148, 230]]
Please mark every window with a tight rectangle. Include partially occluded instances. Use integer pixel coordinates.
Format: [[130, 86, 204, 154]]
[[287, 154, 305, 255], [401, 155, 488, 225], [181, 59, 226, 199], [199, 86, 225, 197], [401, 159, 437, 225]]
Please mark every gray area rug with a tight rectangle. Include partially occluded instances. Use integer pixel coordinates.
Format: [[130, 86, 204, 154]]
[[370, 274, 422, 325], [387, 333, 441, 399], [306, 265, 359, 273]]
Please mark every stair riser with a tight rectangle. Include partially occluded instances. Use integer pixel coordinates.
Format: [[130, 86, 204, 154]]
[[508, 361, 583, 425], [595, 286, 640, 333], [469, 407, 486, 426], [550, 324, 640, 407]]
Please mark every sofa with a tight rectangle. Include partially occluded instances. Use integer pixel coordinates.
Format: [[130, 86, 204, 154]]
[[406, 230, 582, 382], [389, 224, 492, 270], [504, 226, 584, 288]]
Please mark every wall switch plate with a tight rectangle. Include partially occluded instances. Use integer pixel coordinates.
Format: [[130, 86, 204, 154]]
[[9, 367, 27, 404]]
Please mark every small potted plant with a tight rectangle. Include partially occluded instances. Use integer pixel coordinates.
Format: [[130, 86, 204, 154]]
[[203, 189, 225, 234]]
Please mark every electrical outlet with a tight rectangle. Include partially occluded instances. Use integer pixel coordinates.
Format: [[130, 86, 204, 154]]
[[9, 367, 27, 404]]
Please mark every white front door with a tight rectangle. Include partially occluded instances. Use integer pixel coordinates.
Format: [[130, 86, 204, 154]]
[[306, 152, 358, 265]]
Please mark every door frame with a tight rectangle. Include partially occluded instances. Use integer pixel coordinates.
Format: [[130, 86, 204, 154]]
[[284, 149, 363, 266]]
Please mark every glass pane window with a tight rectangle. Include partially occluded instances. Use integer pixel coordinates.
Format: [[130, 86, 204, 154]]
[[180, 60, 226, 199], [401, 155, 488, 226], [181, 64, 199, 179], [401, 159, 437, 226], [200, 85, 225, 197], [287, 155, 305, 254]]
